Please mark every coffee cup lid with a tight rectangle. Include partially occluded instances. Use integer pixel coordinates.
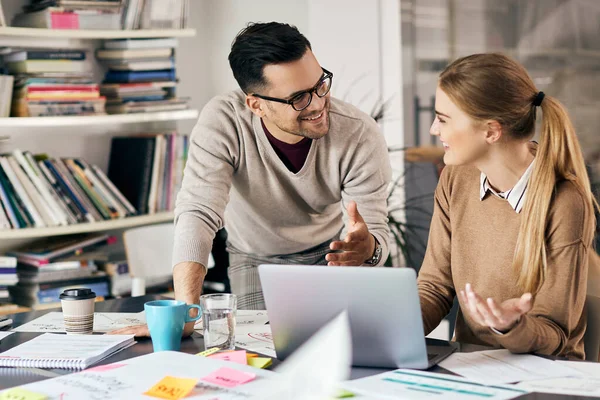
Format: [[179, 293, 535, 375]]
[[59, 288, 96, 301]]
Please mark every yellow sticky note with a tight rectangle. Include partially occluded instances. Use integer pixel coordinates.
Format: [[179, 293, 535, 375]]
[[196, 347, 220, 357], [144, 376, 198, 400], [335, 389, 355, 398], [246, 353, 258, 359], [247, 357, 272, 369], [0, 388, 48, 400]]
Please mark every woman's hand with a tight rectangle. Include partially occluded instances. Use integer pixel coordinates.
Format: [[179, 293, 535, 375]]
[[459, 283, 533, 333]]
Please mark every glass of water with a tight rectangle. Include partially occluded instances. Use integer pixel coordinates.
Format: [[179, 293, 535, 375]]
[[200, 293, 237, 351]]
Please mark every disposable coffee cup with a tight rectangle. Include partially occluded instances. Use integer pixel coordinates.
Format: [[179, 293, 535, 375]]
[[59, 288, 96, 335]]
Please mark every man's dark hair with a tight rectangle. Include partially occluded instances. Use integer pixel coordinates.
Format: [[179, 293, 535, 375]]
[[228, 22, 312, 94]]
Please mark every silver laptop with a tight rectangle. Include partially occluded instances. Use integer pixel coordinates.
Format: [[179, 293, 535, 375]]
[[258, 264, 456, 369]]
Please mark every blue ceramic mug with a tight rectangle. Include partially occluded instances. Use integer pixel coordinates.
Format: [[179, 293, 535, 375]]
[[144, 300, 201, 352]]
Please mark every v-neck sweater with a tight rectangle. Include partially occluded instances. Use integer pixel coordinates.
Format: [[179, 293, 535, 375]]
[[173, 89, 392, 268]]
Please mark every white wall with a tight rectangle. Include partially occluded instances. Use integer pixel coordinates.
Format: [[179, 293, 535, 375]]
[[178, 0, 404, 148], [307, 0, 404, 148], [177, 0, 309, 113]]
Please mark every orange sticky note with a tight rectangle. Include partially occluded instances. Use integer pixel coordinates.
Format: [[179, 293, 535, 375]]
[[246, 353, 258, 359], [201, 367, 256, 388], [208, 350, 247, 365], [144, 376, 198, 400]]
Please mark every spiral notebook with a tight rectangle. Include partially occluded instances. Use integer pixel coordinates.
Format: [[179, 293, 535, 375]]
[[0, 333, 135, 370]]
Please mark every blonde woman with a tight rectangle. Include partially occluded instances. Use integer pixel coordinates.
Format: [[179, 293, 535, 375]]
[[419, 53, 598, 359]]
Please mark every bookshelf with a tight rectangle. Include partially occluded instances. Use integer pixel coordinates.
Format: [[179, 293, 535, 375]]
[[0, 27, 196, 39], [0, 109, 199, 128], [0, 212, 174, 240]]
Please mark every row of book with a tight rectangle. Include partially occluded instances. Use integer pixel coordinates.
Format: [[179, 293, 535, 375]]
[[2, 38, 189, 116], [8, 234, 115, 309], [97, 38, 189, 114], [107, 132, 188, 215], [0, 257, 17, 306], [5, 49, 105, 117], [6, 233, 175, 308], [0, 150, 137, 230], [12, 0, 190, 30]]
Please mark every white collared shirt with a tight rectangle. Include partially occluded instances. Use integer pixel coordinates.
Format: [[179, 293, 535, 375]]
[[479, 160, 535, 213]]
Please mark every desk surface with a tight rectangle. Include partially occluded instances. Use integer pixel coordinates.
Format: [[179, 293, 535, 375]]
[[0, 296, 587, 399]]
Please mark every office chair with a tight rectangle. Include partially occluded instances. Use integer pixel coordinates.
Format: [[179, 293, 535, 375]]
[[123, 223, 218, 297], [585, 252, 600, 361]]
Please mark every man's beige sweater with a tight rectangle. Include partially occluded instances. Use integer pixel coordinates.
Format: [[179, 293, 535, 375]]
[[418, 165, 596, 359], [173, 90, 392, 269]]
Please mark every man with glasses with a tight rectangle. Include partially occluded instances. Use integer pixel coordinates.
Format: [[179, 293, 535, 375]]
[[170, 22, 392, 324]]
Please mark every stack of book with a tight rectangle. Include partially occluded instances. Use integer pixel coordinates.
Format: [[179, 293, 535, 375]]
[[107, 132, 188, 214], [6, 50, 106, 117], [13, 0, 123, 30], [97, 38, 189, 114], [8, 234, 114, 309], [0, 256, 18, 306], [0, 150, 137, 230]]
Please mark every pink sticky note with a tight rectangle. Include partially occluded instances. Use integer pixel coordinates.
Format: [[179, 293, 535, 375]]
[[201, 367, 256, 388], [207, 350, 247, 365], [86, 363, 126, 372]]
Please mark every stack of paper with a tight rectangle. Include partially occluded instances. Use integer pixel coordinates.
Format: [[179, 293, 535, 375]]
[[342, 369, 529, 400], [517, 360, 600, 396], [438, 349, 583, 384]]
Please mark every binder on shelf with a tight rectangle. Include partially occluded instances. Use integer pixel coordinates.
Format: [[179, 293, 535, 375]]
[[96, 48, 173, 60], [104, 38, 179, 49], [4, 50, 86, 62], [107, 136, 156, 215], [104, 69, 176, 83]]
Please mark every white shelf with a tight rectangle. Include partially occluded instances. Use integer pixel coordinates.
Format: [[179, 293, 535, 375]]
[[0, 109, 199, 128], [0, 27, 196, 39], [0, 212, 174, 239]]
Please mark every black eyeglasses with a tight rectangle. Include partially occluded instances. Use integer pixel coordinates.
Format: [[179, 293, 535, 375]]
[[252, 68, 333, 111]]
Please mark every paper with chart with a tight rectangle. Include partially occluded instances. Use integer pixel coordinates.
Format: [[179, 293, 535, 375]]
[[516, 360, 600, 396], [194, 310, 269, 334], [439, 349, 582, 384], [341, 369, 529, 400], [11, 312, 146, 333], [194, 310, 275, 357], [234, 324, 276, 358], [0, 350, 281, 399]]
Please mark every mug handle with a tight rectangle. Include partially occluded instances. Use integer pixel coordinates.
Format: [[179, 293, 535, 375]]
[[185, 304, 202, 323]]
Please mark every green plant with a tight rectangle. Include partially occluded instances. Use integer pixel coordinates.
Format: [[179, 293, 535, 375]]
[[384, 152, 437, 268], [342, 84, 441, 268]]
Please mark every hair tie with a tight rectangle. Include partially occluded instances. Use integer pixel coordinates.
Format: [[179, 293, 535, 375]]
[[533, 91, 545, 107]]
